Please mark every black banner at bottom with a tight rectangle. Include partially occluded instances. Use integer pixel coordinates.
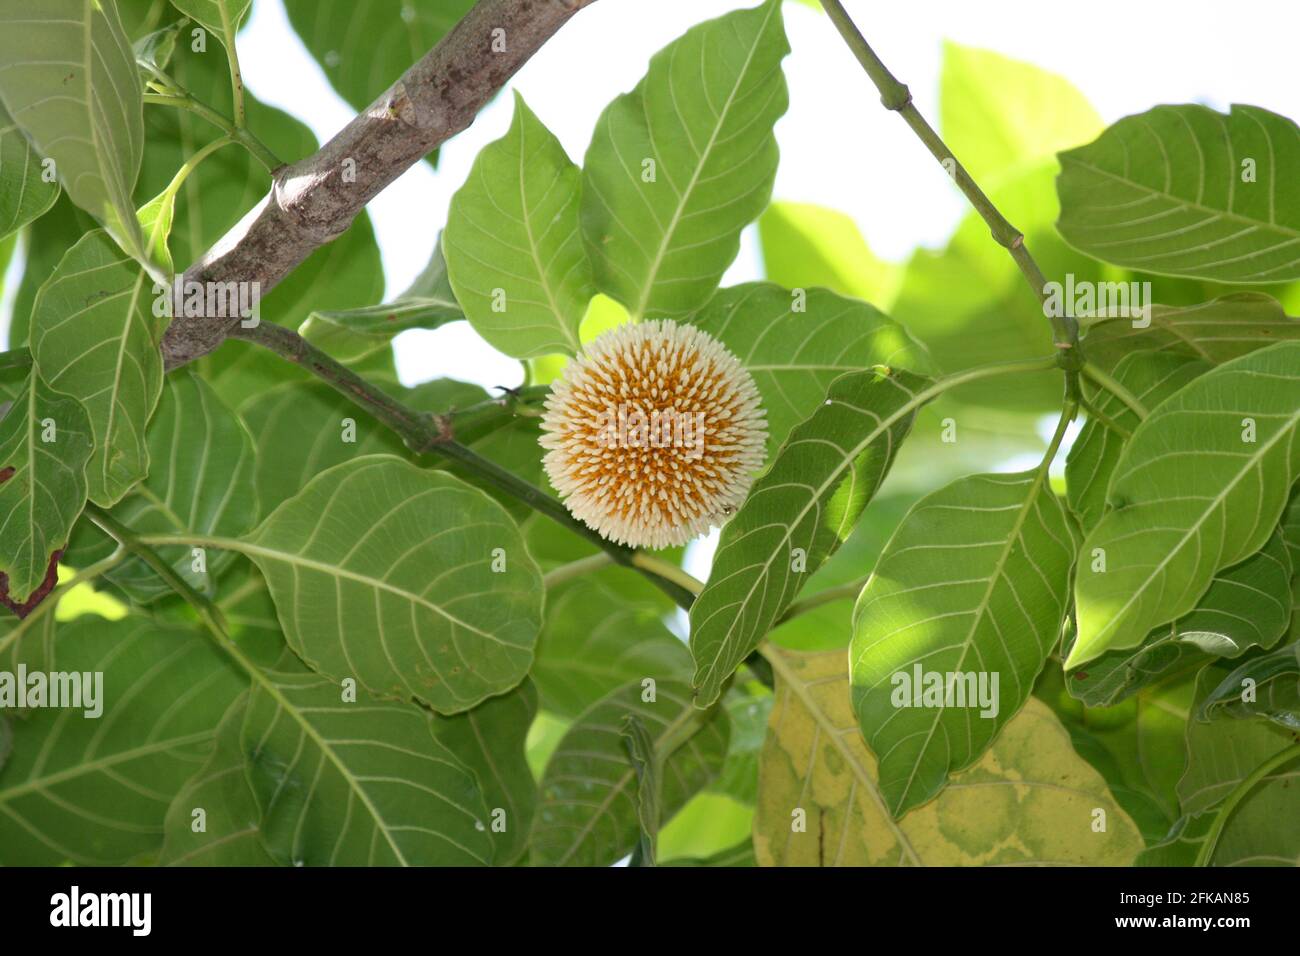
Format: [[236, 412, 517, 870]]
[[0, 865, 1288, 941]]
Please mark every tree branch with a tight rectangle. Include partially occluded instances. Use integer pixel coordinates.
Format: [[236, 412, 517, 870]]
[[161, 0, 599, 370], [228, 322, 699, 611], [817, 0, 1079, 357]]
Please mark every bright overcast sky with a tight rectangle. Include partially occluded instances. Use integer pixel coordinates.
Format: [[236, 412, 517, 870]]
[[236, 0, 1300, 389]]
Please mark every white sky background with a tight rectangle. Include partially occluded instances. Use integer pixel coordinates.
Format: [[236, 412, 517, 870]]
[[238, 0, 1300, 389]]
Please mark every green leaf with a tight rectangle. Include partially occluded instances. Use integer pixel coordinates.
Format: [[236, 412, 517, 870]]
[[134, 22, 184, 81], [30, 229, 166, 506], [850, 472, 1077, 817], [0, 102, 59, 240], [621, 713, 660, 866], [688, 282, 930, 457], [159, 693, 277, 866], [0, 615, 244, 865], [0, 0, 146, 259], [1068, 532, 1292, 707], [1069, 341, 1300, 668], [754, 647, 1143, 865], [1066, 351, 1208, 532], [444, 94, 591, 358], [708, 681, 772, 805], [299, 236, 462, 356], [0, 372, 93, 608], [1080, 293, 1300, 374], [533, 577, 690, 719], [939, 42, 1102, 186], [429, 679, 538, 866], [690, 366, 930, 707], [67, 371, 258, 602], [283, 0, 474, 116], [581, 0, 789, 319], [531, 680, 729, 866], [757, 201, 900, 307], [241, 661, 493, 866], [166, 0, 250, 49], [1057, 105, 1300, 283], [243, 455, 542, 714], [1198, 640, 1300, 729], [1164, 665, 1300, 865]]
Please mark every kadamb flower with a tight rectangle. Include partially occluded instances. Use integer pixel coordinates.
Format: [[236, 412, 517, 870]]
[[540, 320, 767, 549]]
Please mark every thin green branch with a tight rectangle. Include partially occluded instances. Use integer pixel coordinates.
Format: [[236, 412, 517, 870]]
[[1194, 742, 1300, 866], [542, 553, 613, 588], [217, 7, 246, 129], [816, 0, 1076, 355], [776, 576, 869, 625], [144, 91, 281, 171], [1078, 394, 1133, 440], [1082, 361, 1149, 420], [84, 506, 229, 633]]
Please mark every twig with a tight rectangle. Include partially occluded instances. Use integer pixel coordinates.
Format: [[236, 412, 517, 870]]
[[816, 0, 1077, 356]]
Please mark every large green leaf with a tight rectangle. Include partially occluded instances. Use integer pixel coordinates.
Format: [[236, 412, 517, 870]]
[[754, 647, 1143, 865], [0, 102, 59, 240], [1066, 351, 1208, 532], [30, 229, 165, 506], [1068, 532, 1292, 707], [284, 0, 474, 116], [1079, 293, 1300, 374], [1069, 341, 1300, 668], [533, 578, 690, 719], [0, 0, 146, 259], [159, 693, 277, 866], [1057, 105, 1300, 283], [581, 0, 789, 319], [691, 367, 929, 707], [850, 471, 1077, 817], [68, 370, 258, 602], [241, 662, 493, 866], [688, 282, 930, 457], [242, 456, 542, 714], [0, 615, 244, 865], [531, 680, 729, 866], [444, 94, 591, 358], [429, 679, 538, 866], [0, 372, 93, 609]]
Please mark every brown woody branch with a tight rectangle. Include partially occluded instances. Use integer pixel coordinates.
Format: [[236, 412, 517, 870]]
[[161, 0, 598, 369]]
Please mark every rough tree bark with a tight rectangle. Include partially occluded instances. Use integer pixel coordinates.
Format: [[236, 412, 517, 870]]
[[162, 0, 599, 370]]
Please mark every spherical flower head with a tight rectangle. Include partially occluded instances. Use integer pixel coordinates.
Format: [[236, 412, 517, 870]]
[[540, 319, 767, 550]]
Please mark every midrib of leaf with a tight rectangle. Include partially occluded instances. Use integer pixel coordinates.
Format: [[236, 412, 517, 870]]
[[1092, 404, 1300, 649], [892, 473, 1051, 809], [553, 699, 698, 866], [141, 533, 503, 644], [1066, 158, 1300, 241], [761, 645, 920, 864], [0, 729, 214, 804], [517, 111, 579, 353], [631, 0, 775, 320]]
